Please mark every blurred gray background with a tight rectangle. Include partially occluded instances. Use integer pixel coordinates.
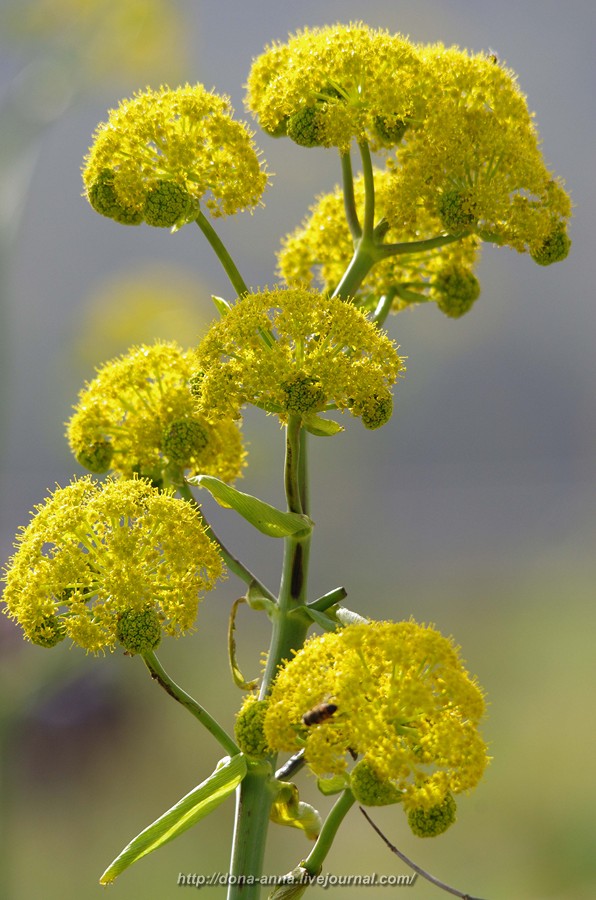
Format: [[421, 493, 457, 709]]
[[1, 1, 594, 898]]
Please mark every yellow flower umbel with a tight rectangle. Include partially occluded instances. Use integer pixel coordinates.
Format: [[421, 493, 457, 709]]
[[246, 22, 423, 153], [264, 621, 488, 827], [279, 169, 481, 318], [67, 341, 245, 484], [83, 84, 268, 227], [386, 44, 571, 260], [2, 477, 223, 654], [190, 288, 403, 430]]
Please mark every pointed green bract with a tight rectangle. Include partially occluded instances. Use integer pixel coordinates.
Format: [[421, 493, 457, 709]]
[[190, 475, 313, 538], [99, 754, 247, 884]]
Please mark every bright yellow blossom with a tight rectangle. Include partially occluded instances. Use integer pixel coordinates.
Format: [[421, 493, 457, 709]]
[[67, 341, 245, 484], [82, 84, 268, 226], [278, 169, 481, 316], [264, 621, 489, 816], [2, 477, 223, 654], [386, 43, 571, 258], [245, 22, 424, 153], [190, 289, 403, 430], [249, 24, 570, 263]]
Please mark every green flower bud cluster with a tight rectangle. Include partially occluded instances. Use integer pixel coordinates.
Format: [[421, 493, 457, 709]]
[[234, 697, 271, 758], [407, 792, 457, 837], [74, 439, 114, 475], [143, 180, 196, 229], [437, 189, 477, 234], [116, 607, 162, 655], [354, 392, 394, 430], [530, 222, 571, 266], [286, 105, 327, 148], [373, 114, 409, 146], [433, 266, 481, 318], [29, 613, 66, 649], [162, 419, 210, 468], [350, 759, 403, 806], [282, 374, 326, 414], [88, 169, 144, 226]]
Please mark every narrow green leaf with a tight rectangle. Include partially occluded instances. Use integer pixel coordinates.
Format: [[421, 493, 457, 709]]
[[304, 607, 339, 632], [189, 475, 313, 538], [99, 754, 247, 885], [212, 294, 232, 316], [302, 414, 344, 437], [317, 774, 349, 796]]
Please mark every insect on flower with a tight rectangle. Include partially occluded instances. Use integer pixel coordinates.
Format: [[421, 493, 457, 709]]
[[302, 702, 338, 726]]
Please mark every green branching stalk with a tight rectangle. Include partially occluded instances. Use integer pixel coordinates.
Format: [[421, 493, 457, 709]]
[[358, 142, 376, 239], [340, 150, 361, 241], [302, 790, 356, 877], [195, 210, 249, 298], [142, 651, 240, 756], [378, 232, 463, 257]]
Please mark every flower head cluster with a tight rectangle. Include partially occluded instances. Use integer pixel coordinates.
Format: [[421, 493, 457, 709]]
[[246, 23, 423, 154], [2, 477, 223, 654], [190, 289, 403, 430], [386, 44, 571, 259], [249, 24, 570, 262], [83, 84, 268, 227], [67, 341, 245, 484], [264, 621, 488, 816], [278, 170, 481, 317]]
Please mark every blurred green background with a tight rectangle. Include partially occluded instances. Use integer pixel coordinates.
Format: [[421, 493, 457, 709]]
[[1, 1, 594, 898]]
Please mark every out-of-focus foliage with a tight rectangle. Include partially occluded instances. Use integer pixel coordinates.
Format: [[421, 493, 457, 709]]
[[2, 0, 190, 87]]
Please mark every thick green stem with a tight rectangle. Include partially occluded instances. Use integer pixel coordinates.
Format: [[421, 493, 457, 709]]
[[331, 238, 378, 300], [303, 790, 356, 877], [227, 763, 278, 900], [228, 419, 312, 898], [195, 210, 249, 298], [142, 651, 239, 756]]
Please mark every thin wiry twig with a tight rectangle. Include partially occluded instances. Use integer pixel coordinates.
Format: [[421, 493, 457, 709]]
[[360, 807, 487, 900]]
